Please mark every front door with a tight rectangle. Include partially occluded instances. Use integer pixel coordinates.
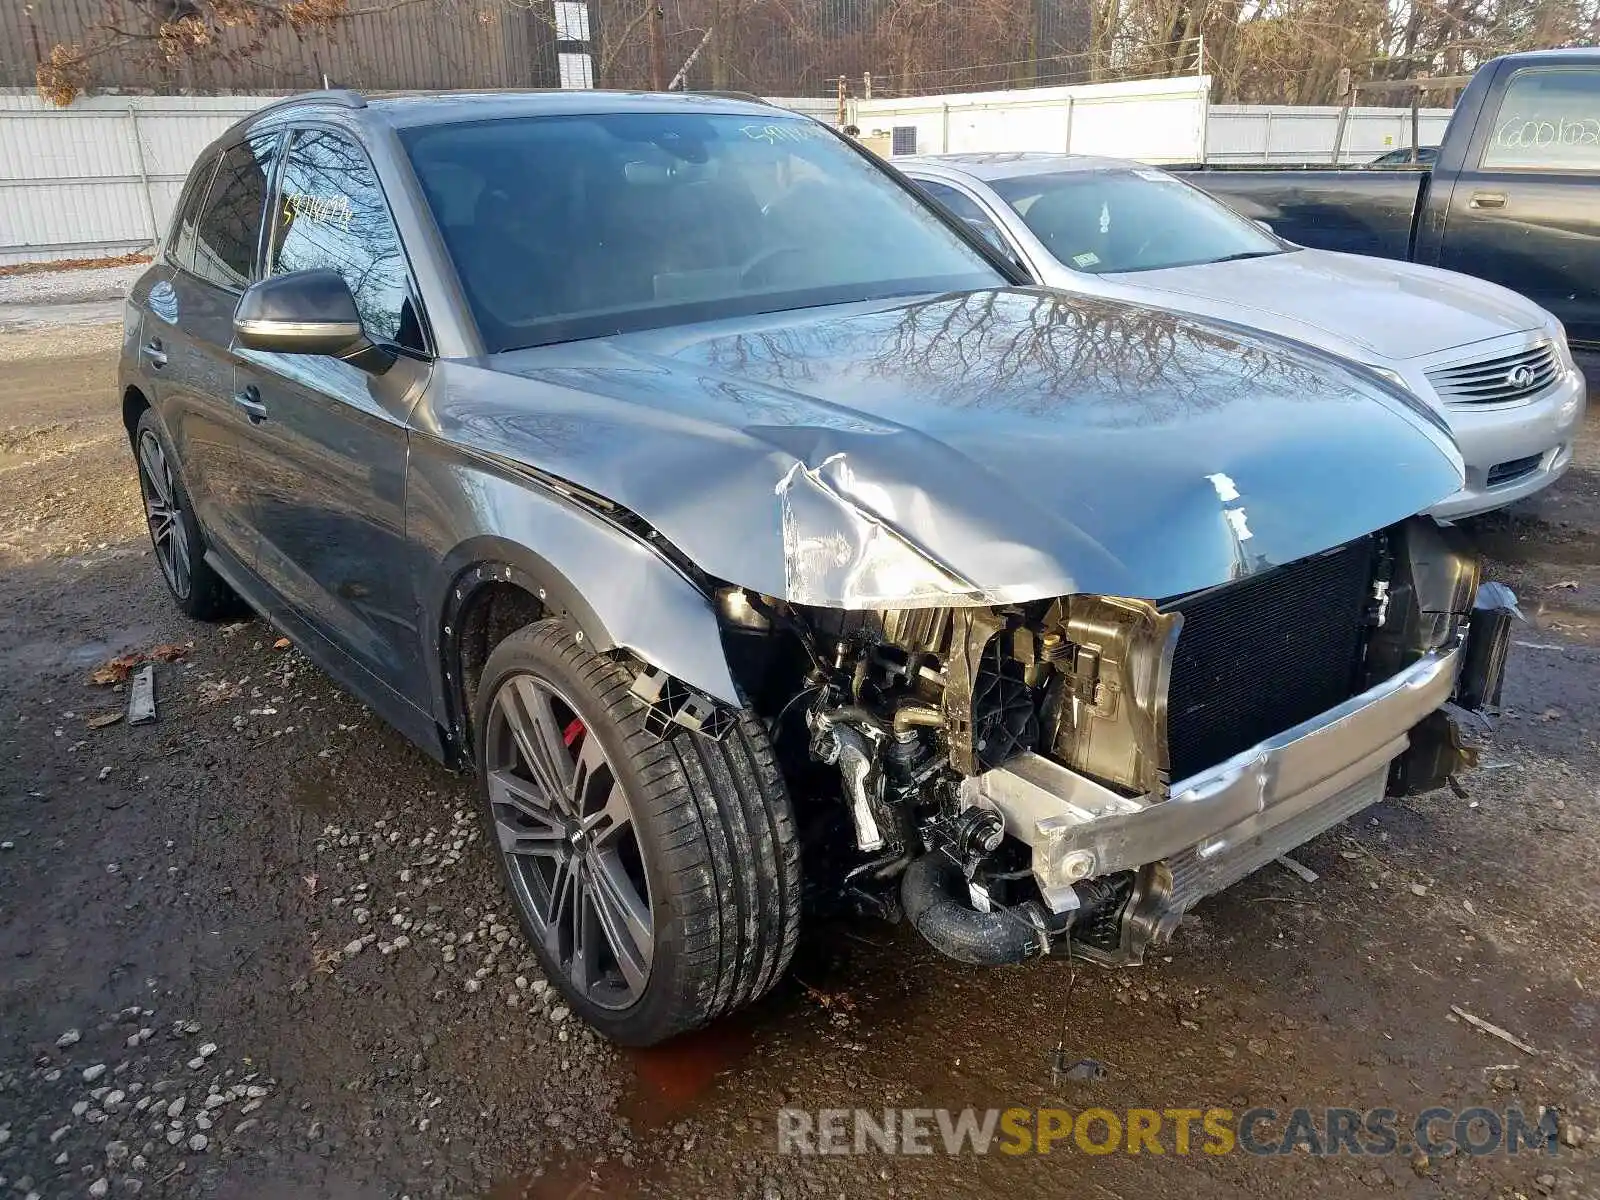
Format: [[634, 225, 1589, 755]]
[[1433, 64, 1600, 348], [158, 135, 280, 567], [232, 126, 434, 708]]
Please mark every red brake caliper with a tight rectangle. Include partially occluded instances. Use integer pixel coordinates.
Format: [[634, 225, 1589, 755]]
[[562, 718, 587, 822]]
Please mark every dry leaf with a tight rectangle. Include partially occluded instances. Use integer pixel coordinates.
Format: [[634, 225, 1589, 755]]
[[310, 941, 340, 975], [89, 653, 144, 685], [148, 642, 190, 662], [273, 637, 292, 651], [796, 978, 856, 1013], [86, 712, 123, 729]]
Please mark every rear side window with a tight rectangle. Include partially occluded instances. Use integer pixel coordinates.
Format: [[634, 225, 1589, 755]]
[[191, 135, 279, 291], [267, 129, 421, 350], [167, 154, 219, 272], [1481, 69, 1600, 171]]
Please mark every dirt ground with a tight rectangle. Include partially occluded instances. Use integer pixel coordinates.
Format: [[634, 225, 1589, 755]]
[[0, 319, 1596, 1200]]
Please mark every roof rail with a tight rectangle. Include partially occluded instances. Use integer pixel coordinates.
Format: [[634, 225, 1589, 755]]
[[317, 87, 367, 108], [245, 88, 366, 122], [216, 87, 366, 144], [282, 87, 366, 110], [219, 88, 364, 141], [690, 89, 770, 105]]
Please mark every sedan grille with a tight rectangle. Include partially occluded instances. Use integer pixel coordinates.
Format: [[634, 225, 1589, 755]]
[[1425, 343, 1561, 406], [1162, 540, 1373, 783]]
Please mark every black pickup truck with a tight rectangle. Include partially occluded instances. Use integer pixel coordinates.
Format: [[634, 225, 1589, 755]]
[[1174, 48, 1600, 350]]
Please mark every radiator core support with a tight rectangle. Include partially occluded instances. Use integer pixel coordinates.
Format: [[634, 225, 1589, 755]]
[[959, 645, 1462, 960]]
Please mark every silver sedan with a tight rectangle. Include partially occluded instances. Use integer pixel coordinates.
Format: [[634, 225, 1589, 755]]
[[901, 152, 1587, 519]]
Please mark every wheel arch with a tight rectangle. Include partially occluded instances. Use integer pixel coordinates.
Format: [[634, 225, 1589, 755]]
[[431, 534, 741, 764], [122, 383, 152, 442]]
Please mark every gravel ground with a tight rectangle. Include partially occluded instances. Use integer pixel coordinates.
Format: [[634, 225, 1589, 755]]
[[0, 323, 1596, 1200], [0, 265, 145, 308]]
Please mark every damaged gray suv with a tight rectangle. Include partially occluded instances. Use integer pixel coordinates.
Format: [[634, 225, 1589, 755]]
[[120, 89, 1515, 1045]]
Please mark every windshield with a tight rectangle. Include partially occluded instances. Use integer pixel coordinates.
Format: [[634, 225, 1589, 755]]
[[401, 113, 1005, 352], [990, 168, 1289, 275]]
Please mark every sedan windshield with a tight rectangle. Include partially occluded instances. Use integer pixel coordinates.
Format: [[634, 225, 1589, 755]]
[[401, 113, 1005, 351], [989, 168, 1290, 275]]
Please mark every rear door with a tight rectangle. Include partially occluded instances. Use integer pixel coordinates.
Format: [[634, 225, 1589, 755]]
[[232, 125, 435, 708], [159, 134, 281, 568], [1434, 65, 1600, 346]]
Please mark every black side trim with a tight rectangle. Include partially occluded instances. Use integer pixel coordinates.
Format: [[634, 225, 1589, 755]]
[[203, 547, 449, 763]]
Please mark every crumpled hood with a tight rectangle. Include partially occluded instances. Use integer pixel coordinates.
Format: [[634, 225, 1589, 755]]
[[1112, 249, 1544, 362], [432, 288, 1463, 605]]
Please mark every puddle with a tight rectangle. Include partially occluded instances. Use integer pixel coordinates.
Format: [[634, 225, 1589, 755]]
[[486, 927, 877, 1199], [619, 1011, 760, 1129], [0, 621, 163, 676], [63, 624, 164, 667], [286, 766, 346, 817], [486, 994, 791, 1200]]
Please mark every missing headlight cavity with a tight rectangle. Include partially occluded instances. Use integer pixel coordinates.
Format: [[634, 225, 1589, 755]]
[[713, 515, 1499, 969], [972, 641, 1038, 771]]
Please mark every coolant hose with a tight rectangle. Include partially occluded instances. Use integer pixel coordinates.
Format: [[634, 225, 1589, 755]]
[[900, 853, 1048, 966]]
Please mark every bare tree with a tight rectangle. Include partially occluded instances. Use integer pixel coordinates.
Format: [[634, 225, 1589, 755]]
[[33, 0, 1600, 106], [39, 0, 350, 105]]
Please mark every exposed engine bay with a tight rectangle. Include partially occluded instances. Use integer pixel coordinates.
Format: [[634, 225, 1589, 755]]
[[699, 515, 1516, 968]]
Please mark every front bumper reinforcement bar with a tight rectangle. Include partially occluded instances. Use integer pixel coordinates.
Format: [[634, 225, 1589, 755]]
[[959, 646, 1462, 923]]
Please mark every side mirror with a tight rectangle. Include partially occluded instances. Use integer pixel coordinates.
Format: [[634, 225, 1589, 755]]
[[1253, 218, 1275, 235], [234, 269, 393, 373]]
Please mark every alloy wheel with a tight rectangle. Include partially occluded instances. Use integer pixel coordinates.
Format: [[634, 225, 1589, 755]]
[[485, 674, 655, 1010], [136, 429, 191, 600]]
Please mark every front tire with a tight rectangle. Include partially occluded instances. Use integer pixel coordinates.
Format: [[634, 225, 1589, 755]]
[[472, 618, 801, 1045], [132, 409, 238, 621]]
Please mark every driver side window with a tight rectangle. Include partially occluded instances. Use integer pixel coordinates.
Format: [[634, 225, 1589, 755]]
[[268, 129, 426, 352]]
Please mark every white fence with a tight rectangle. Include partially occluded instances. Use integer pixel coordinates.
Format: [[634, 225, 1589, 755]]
[[1206, 104, 1454, 165], [0, 85, 1452, 268], [853, 76, 1212, 164], [0, 92, 262, 267], [0, 90, 847, 267]]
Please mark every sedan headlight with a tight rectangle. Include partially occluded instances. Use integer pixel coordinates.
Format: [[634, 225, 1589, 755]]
[[1546, 319, 1578, 371], [1366, 365, 1416, 395]]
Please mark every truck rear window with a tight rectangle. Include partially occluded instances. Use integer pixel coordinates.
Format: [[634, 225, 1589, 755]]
[[1482, 68, 1600, 172]]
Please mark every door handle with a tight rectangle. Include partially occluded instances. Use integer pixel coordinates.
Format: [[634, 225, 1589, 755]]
[[1469, 191, 1507, 209], [140, 338, 167, 369], [232, 385, 269, 424]]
